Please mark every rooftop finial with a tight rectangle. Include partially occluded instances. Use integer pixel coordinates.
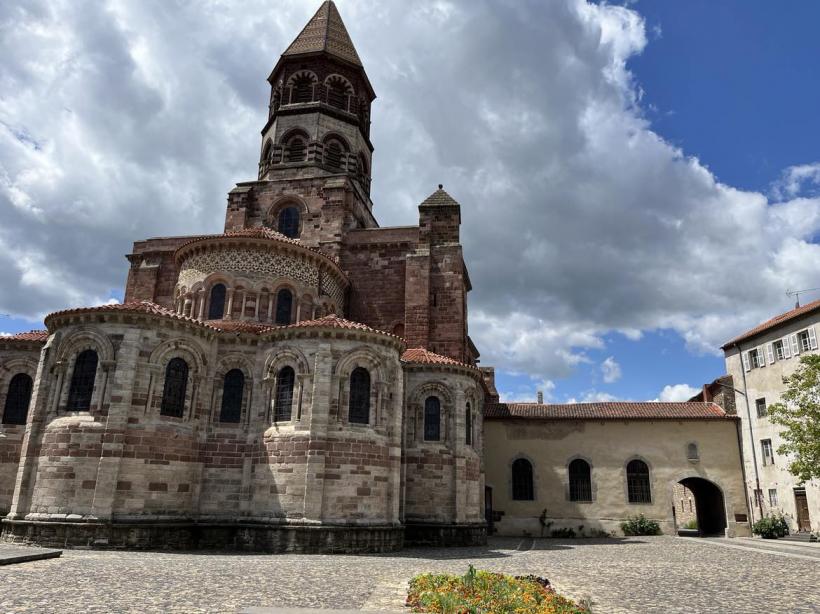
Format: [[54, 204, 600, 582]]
[[438, 184, 443, 190]]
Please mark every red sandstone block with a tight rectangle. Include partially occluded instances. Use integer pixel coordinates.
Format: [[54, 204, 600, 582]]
[[116, 481, 132, 491], [82, 480, 96, 490]]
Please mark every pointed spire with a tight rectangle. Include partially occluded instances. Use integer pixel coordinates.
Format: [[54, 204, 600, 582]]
[[283, 1, 362, 67], [420, 185, 461, 207]]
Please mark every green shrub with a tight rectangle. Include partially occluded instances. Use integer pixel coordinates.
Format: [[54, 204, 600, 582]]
[[752, 515, 789, 539], [550, 527, 577, 538], [683, 519, 698, 530], [620, 514, 661, 536]]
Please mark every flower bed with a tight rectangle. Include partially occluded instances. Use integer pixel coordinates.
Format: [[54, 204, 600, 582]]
[[406, 565, 588, 613]]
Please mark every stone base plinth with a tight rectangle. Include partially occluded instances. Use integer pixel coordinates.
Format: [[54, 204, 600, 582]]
[[1, 519, 404, 554], [403, 522, 487, 547]]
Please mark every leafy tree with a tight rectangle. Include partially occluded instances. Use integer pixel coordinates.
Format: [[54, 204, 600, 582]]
[[766, 354, 820, 482]]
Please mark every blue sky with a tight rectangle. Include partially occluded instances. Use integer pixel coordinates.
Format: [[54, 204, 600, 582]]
[[2, 0, 819, 404]]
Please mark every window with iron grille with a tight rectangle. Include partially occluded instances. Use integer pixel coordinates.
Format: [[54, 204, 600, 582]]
[[275, 289, 293, 325], [424, 396, 441, 441], [219, 369, 244, 423], [66, 349, 98, 412], [465, 402, 472, 446], [626, 459, 651, 503], [274, 366, 295, 421], [512, 458, 534, 501], [160, 358, 188, 417], [755, 398, 767, 418], [568, 459, 592, 502], [277, 206, 300, 238], [761, 439, 774, 466], [348, 367, 370, 424], [208, 284, 226, 320], [2, 373, 33, 425]]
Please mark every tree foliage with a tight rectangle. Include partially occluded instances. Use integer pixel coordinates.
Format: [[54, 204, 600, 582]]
[[766, 354, 820, 482]]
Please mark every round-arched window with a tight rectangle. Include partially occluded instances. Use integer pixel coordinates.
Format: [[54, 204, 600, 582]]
[[277, 206, 300, 238], [208, 284, 227, 320]]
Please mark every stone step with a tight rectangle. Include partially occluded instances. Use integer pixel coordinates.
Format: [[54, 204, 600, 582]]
[[0, 546, 63, 566]]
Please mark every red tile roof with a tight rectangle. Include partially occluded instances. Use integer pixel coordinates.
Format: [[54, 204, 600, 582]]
[[275, 314, 398, 338], [401, 347, 474, 369], [208, 320, 276, 334], [0, 330, 49, 342], [722, 299, 820, 348], [485, 402, 732, 421], [46, 301, 197, 324]]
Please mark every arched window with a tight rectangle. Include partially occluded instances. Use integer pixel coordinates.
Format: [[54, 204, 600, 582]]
[[208, 284, 227, 320], [512, 458, 534, 501], [66, 349, 98, 411], [465, 402, 472, 446], [626, 459, 652, 503], [325, 76, 352, 110], [277, 206, 300, 238], [2, 373, 33, 425], [275, 288, 293, 325], [324, 140, 344, 170], [160, 358, 189, 417], [424, 396, 441, 441], [348, 367, 370, 424], [285, 135, 307, 162], [291, 74, 315, 103], [274, 366, 295, 421], [261, 140, 273, 163], [219, 369, 244, 423], [568, 459, 592, 502]]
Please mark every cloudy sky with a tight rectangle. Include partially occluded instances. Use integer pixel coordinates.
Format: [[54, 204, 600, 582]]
[[2, 0, 819, 403]]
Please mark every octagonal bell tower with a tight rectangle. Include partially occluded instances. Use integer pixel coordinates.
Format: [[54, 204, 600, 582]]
[[225, 1, 377, 257]]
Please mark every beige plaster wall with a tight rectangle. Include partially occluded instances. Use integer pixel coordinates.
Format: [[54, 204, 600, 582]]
[[725, 312, 820, 532], [483, 418, 750, 537]]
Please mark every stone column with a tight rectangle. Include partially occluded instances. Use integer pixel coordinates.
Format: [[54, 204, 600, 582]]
[[89, 332, 141, 521], [240, 293, 248, 320], [302, 344, 331, 521], [225, 289, 235, 320], [453, 387, 467, 523], [197, 289, 206, 320]]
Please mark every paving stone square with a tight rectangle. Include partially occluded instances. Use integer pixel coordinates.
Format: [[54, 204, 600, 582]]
[[1, 536, 819, 613]]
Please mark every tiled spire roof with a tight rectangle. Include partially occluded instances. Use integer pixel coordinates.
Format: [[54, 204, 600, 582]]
[[420, 185, 460, 208], [283, 1, 362, 67]]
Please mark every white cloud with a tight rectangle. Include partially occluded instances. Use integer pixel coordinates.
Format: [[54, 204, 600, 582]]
[[566, 390, 621, 404], [658, 384, 700, 402], [499, 378, 555, 403], [773, 162, 820, 200], [601, 356, 622, 383], [0, 0, 818, 387]]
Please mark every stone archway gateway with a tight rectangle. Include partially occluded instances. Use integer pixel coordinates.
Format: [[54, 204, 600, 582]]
[[678, 477, 727, 536]]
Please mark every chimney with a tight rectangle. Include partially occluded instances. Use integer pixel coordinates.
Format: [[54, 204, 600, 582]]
[[537, 390, 544, 404]]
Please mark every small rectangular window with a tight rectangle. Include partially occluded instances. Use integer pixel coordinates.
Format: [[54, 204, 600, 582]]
[[768, 488, 778, 507], [754, 489, 764, 508], [761, 439, 774, 466], [749, 349, 764, 369], [799, 330, 811, 352], [774, 340, 786, 361], [755, 398, 767, 418]]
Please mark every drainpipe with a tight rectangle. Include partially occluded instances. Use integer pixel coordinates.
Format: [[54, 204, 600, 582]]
[[734, 342, 763, 522]]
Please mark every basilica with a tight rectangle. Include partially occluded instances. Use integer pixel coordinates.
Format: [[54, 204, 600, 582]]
[[1, 2, 753, 552]]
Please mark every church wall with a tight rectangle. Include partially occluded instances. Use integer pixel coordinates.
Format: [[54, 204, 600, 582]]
[[402, 369, 484, 528], [484, 418, 751, 538]]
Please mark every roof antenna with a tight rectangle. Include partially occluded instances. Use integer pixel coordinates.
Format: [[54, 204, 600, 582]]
[[786, 287, 820, 309]]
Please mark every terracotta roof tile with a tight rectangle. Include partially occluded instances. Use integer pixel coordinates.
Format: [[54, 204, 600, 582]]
[[401, 347, 473, 369], [723, 299, 820, 348], [275, 314, 397, 337], [45, 301, 207, 328], [485, 402, 732, 421], [0, 330, 49, 342], [208, 320, 276, 334]]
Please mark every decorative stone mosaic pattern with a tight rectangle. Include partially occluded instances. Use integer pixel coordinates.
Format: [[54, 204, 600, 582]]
[[178, 247, 345, 305]]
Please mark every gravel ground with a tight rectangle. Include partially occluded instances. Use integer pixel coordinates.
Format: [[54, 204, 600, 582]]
[[1, 536, 819, 613]]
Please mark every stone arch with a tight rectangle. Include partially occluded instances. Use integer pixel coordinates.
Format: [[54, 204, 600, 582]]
[[286, 70, 318, 103], [668, 470, 732, 536], [213, 354, 255, 425], [147, 338, 207, 419], [323, 74, 354, 109], [280, 128, 309, 162], [334, 346, 388, 427], [56, 328, 115, 364], [264, 346, 311, 423], [261, 138, 273, 162], [149, 338, 207, 374], [408, 380, 455, 445], [321, 132, 350, 171], [0, 358, 38, 426], [265, 196, 307, 236], [54, 329, 115, 415]]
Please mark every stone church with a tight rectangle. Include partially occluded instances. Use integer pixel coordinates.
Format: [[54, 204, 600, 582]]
[[1, 2, 752, 552]]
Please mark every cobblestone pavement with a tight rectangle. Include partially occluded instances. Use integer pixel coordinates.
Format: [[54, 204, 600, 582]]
[[1, 536, 819, 613]]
